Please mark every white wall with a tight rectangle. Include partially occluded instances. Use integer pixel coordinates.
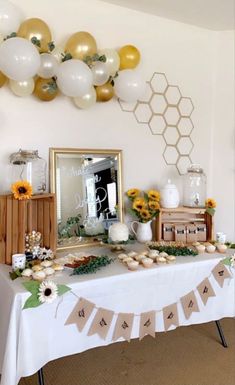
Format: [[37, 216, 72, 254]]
[[0, 0, 234, 239]]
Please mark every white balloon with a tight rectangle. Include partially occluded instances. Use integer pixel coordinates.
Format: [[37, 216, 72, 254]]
[[0, 0, 23, 36], [91, 61, 109, 86], [114, 69, 146, 102], [98, 48, 120, 76], [9, 78, 34, 97], [51, 45, 64, 63], [73, 86, 97, 109], [37, 53, 59, 79], [56, 59, 93, 97], [0, 37, 40, 81]]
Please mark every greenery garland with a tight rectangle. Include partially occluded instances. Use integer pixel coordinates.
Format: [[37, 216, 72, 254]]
[[72, 255, 112, 275], [149, 245, 198, 256]]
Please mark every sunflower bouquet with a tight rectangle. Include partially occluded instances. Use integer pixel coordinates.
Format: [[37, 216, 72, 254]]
[[205, 198, 216, 216], [126, 188, 161, 223]]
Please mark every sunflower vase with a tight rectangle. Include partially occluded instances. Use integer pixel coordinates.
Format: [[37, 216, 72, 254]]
[[131, 220, 152, 243]]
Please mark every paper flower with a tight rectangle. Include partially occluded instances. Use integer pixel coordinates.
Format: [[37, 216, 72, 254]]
[[148, 200, 160, 211], [38, 280, 58, 304], [140, 208, 151, 221], [11, 180, 33, 200], [133, 197, 146, 211]]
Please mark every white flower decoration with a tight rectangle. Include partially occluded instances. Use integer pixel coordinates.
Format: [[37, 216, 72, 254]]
[[38, 280, 58, 304]]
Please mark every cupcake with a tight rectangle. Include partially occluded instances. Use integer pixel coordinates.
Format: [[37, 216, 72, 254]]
[[32, 271, 46, 281], [216, 244, 227, 253], [127, 260, 139, 271], [206, 245, 216, 253], [156, 256, 167, 263], [52, 263, 64, 271], [21, 268, 33, 277], [118, 253, 128, 260], [44, 267, 55, 276], [32, 265, 43, 272], [41, 260, 53, 268], [196, 245, 206, 254], [166, 255, 176, 262], [122, 257, 134, 264], [128, 251, 138, 258], [142, 258, 154, 268]]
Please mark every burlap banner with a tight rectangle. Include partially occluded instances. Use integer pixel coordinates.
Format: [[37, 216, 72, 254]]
[[65, 298, 95, 332], [163, 303, 179, 331], [64, 262, 232, 340], [139, 311, 156, 340], [197, 278, 216, 305], [180, 291, 199, 320], [88, 307, 114, 340], [212, 262, 232, 288], [112, 313, 134, 342]]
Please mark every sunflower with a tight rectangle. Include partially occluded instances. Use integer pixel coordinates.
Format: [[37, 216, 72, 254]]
[[148, 190, 160, 201], [133, 197, 146, 211], [139, 209, 152, 222], [127, 188, 140, 200], [11, 180, 33, 200], [205, 198, 216, 209], [148, 200, 160, 211], [38, 280, 58, 304]]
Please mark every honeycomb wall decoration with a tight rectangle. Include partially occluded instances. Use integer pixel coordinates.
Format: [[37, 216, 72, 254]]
[[118, 72, 195, 175]]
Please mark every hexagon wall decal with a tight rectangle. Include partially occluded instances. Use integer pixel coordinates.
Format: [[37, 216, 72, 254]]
[[118, 72, 195, 174]]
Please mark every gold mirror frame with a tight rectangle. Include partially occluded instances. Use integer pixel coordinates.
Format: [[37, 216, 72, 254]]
[[49, 148, 123, 251]]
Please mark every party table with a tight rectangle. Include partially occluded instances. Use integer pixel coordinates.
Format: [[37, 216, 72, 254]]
[[0, 245, 234, 385]]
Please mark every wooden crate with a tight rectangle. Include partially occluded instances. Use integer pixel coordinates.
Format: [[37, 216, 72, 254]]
[[155, 206, 214, 243], [0, 194, 56, 265]]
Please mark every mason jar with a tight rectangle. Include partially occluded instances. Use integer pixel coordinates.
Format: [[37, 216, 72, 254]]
[[10, 149, 46, 194], [183, 164, 207, 207]]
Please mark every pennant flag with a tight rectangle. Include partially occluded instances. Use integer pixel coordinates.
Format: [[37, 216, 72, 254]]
[[197, 278, 216, 305], [180, 291, 199, 320], [212, 262, 232, 288], [65, 298, 95, 332], [163, 303, 179, 331], [112, 313, 134, 342], [139, 311, 156, 340], [88, 308, 114, 340]]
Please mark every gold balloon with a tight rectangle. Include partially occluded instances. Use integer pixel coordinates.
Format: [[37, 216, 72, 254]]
[[65, 31, 97, 60], [18, 18, 52, 53], [96, 82, 114, 102], [119, 45, 141, 70], [0, 71, 7, 87], [34, 77, 58, 101]]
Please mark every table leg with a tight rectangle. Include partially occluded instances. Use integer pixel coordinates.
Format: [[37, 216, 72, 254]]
[[215, 320, 228, 348], [37, 368, 45, 385]]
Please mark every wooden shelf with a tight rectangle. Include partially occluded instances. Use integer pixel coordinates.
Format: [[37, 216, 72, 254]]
[[0, 194, 56, 265], [155, 206, 214, 243]]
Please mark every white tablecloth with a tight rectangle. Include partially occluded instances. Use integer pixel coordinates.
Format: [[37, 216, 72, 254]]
[[0, 245, 234, 385]]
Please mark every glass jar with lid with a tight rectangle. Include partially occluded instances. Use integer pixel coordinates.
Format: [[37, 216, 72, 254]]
[[183, 164, 207, 207], [10, 149, 46, 194]]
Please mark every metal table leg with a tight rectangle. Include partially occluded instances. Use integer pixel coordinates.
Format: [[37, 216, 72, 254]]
[[38, 368, 45, 385], [215, 320, 228, 348]]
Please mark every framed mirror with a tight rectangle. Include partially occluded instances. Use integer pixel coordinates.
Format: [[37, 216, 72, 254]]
[[50, 148, 123, 250]]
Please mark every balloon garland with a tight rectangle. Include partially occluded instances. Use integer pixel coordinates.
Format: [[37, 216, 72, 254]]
[[0, 0, 146, 109]]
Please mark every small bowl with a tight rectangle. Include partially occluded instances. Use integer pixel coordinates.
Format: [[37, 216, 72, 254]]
[[127, 260, 139, 271], [142, 258, 154, 268], [216, 244, 227, 253], [196, 245, 206, 254], [206, 245, 216, 253]]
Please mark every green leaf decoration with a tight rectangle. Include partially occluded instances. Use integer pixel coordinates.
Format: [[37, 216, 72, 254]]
[[23, 294, 41, 309], [48, 41, 55, 52], [72, 256, 112, 276], [4, 32, 17, 40], [61, 52, 73, 62], [149, 245, 198, 256], [99, 54, 106, 62], [57, 284, 71, 296], [206, 207, 215, 216], [221, 257, 232, 266], [23, 281, 40, 295], [31, 36, 41, 47]]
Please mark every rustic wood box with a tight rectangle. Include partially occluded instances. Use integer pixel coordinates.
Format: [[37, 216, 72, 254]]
[[162, 223, 174, 241], [174, 224, 187, 242], [155, 207, 214, 243], [0, 193, 56, 265], [186, 224, 198, 243]]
